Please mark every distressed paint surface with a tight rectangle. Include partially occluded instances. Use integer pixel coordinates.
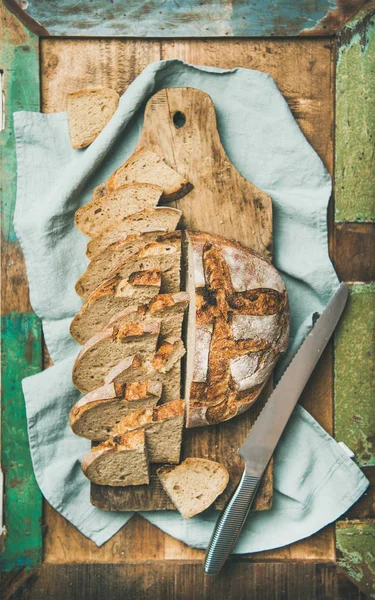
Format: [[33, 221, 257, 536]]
[[334, 283, 375, 466], [336, 3, 375, 222], [0, 5, 43, 572], [4, 0, 368, 37], [336, 520, 375, 598], [0, 5, 40, 242], [0, 313, 43, 571]]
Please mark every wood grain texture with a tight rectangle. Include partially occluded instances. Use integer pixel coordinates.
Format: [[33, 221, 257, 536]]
[[40, 36, 336, 564], [91, 86, 274, 513], [0, 562, 354, 600], [334, 223, 375, 282]]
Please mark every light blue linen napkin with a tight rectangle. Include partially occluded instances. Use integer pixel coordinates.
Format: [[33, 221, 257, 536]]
[[14, 60, 368, 549]]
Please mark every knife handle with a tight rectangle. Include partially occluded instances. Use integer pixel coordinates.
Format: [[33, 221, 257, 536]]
[[204, 468, 261, 575]]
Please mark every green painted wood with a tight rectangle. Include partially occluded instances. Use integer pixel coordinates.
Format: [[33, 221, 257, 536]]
[[336, 520, 375, 598], [335, 3, 375, 223], [1, 6, 42, 573], [334, 283, 375, 466], [0, 313, 43, 571], [0, 4, 40, 242]]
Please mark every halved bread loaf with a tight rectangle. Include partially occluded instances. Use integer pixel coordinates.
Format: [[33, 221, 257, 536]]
[[96, 146, 193, 202], [76, 231, 181, 299], [70, 380, 162, 441], [113, 399, 185, 464], [72, 320, 160, 393], [184, 230, 289, 428], [70, 270, 161, 344], [86, 207, 182, 259], [104, 291, 189, 340], [157, 458, 229, 518], [67, 88, 119, 149], [81, 429, 149, 486], [105, 338, 185, 403], [75, 183, 162, 238]]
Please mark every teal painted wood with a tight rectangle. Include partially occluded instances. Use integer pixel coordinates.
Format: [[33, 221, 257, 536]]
[[1, 5, 43, 572], [0, 313, 43, 571], [4, 0, 369, 37]]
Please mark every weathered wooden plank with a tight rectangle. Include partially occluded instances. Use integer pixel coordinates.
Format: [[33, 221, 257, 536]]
[[0, 562, 341, 600], [335, 3, 375, 223], [343, 467, 375, 520], [0, 313, 43, 571], [3, 0, 368, 38], [336, 520, 375, 598], [334, 223, 375, 282], [334, 283, 375, 467], [0, 3, 43, 573]]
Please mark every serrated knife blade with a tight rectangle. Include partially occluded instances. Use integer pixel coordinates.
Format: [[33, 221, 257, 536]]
[[204, 282, 348, 575]]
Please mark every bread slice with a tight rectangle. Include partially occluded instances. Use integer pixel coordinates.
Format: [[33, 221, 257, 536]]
[[113, 399, 185, 463], [105, 337, 185, 403], [157, 458, 229, 518], [75, 183, 162, 238], [70, 270, 161, 344], [67, 88, 119, 149], [184, 230, 289, 428], [76, 231, 165, 299], [70, 380, 162, 441], [81, 430, 149, 486], [105, 291, 189, 340], [105, 147, 193, 202], [76, 231, 181, 299], [72, 320, 161, 394], [86, 207, 182, 259]]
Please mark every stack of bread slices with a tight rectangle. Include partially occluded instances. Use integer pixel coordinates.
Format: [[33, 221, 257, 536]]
[[70, 146, 196, 493]]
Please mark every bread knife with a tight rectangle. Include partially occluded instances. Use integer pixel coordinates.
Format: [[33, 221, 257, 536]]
[[204, 282, 348, 575]]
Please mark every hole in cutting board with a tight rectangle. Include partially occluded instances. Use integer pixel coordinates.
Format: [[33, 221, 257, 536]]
[[173, 111, 186, 128]]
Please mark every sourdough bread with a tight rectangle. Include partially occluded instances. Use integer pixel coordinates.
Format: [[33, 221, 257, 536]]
[[81, 430, 149, 486], [72, 320, 160, 393], [75, 183, 162, 238], [76, 231, 181, 299], [67, 88, 119, 149], [105, 147, 193, 202], [86, 207, 182, 259], [70, 270, 161, 344], [105, 337, 185, 403], [104, 291, 189, 340], [113, 399, 185, 463], [157, 458, 229, 518], [70, 380, 162, 441], [184, 230, 289, 428]]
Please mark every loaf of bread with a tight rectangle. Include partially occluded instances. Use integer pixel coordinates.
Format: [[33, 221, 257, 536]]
[[93, 147, 193, 203], [67, 88, 119, 149], [113, 399, 185, 464], [184, 231, 289, 428], [157, 458, 229, 518], [72, 320, 161, 393], [76, 231, 182, 299], [81, 430, 149, 486], [86, 207, 182, 259], [70, 380, 162, 441], [70, 270, 161, 344], [75, 184, 162, 238]]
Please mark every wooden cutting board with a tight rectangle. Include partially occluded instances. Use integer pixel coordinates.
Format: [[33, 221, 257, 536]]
[[91, 87, 274, 512]]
